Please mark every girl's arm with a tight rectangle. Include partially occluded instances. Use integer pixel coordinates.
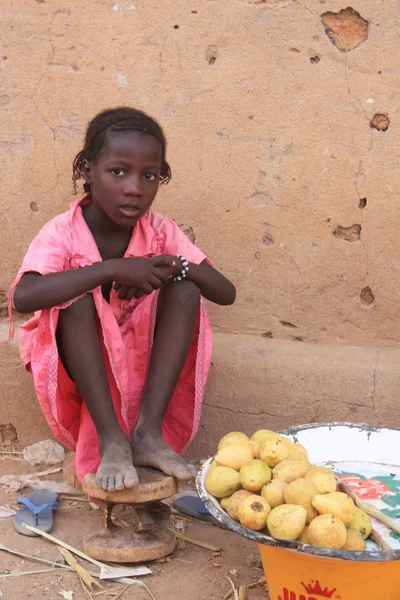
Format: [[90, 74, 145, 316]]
[[186, 260, 236, 305], [13, 256, 175, 313], [13, 262, 116, 313]]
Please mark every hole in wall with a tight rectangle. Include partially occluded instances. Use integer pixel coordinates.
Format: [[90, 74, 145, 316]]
[[321, 7, 369, 53], [333, 224, 361, 242], [206, 45, 218, 65], [370, 114, 390, 131], [360, 286, 375, 306]]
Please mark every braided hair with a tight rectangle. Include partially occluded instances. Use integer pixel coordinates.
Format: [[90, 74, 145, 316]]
[[72, 107, 172, 193]]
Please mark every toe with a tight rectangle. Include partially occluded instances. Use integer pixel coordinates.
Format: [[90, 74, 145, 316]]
[[172, 460, 198, 481], [107, 475, 116, 492], [187, 463, 198, 478], [101, 475, 109, 491], [115, 473, 124, 491], [124, 467, 139, 488]]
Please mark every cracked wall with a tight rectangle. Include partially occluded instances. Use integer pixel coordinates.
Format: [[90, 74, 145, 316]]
[[1, 0, 400, 350]]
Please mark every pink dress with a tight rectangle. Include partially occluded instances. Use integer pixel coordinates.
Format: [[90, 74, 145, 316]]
[[9, 196, 212, 482]]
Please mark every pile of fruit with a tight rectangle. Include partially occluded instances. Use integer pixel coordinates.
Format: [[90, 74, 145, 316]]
[[205, 430, 372, 551]]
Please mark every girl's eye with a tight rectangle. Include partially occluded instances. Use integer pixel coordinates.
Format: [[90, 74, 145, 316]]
[[144, 173, 158, 181], [111, 168, 124, 176]]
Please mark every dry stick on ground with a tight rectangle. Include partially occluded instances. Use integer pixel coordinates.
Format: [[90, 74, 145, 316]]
[[168, 528, 222, 552], [238, 587, 246, 600], [0, 568, 66, 578], [57, 546, 101, 590], [222, 577, 266, 600], [337, 478, 400, 536], [225, 577, 239, 600], [113, 584, 131, 600], [93, 587, 124, 597], [20, 525, 156, 599], [79, 574, 94, 600]]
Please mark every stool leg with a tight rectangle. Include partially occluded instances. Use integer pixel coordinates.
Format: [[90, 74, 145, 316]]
[[133, 506, 154, 533]]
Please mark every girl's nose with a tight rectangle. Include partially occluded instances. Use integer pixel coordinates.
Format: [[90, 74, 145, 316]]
[[124, 175, 143, 196]]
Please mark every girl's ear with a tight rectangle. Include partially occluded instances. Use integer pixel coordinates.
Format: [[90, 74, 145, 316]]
[[81, 159, 92, 184]]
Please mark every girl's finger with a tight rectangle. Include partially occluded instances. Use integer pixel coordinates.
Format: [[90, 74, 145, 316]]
[[118, 285, 129, 300], [141, 282, 154, 295], [135, 289, 145, 299], [113, 283, 122, 291], [151, 267, 168, 283], [148, 274, 163, 290], [125, 287, 137, 302], [151, 255, 176, 268]]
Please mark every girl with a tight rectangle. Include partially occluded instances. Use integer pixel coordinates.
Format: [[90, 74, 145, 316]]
[[9, 107, 236, 493]]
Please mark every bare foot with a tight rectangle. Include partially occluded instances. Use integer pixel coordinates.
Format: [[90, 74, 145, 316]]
[[96, 436, 139, 492], [130, 431, 197, 481]]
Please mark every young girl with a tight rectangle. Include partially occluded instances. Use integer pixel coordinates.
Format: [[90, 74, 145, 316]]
[[9, 107, 236, 493]]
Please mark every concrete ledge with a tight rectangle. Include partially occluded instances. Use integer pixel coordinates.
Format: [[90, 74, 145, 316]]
[[0, 322, 52, 445], [188, 333, 400, 458], [1, 324, 399, 454]]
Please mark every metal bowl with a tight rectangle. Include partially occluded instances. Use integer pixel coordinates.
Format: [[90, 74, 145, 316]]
[[196, 422, 400, 562]]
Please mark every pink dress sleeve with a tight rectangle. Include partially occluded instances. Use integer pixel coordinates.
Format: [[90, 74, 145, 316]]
[[153, 215, 208, 265], [8, 215, 71, 338], [17, 216, 71, 277]]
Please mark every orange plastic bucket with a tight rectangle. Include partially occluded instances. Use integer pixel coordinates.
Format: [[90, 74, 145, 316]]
[[258, 543, 400, 600]]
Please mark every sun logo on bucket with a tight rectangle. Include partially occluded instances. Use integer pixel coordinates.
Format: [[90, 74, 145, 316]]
[[278, 580, 339, 600]]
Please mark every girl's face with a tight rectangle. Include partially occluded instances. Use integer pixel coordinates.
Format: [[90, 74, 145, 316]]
[[83, 130, 162, 228]]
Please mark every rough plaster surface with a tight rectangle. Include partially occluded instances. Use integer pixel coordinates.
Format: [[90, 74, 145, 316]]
[[1, 1, 400, 443]]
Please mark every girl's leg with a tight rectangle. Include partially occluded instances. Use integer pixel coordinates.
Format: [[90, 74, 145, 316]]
[[130, 280, 200, 480], [58, 295, 138, 492]]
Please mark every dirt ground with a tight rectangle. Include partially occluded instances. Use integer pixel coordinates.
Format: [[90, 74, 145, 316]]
[[0, 456, 269, 600]]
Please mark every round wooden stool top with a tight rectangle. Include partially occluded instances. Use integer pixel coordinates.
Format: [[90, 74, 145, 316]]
[[82, 467, 178, 503]]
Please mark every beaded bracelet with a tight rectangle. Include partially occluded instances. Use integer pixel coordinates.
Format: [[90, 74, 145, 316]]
[[173, 254, 189, 282]]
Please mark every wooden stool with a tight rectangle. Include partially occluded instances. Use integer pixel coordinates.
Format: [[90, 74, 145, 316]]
[[82, 468, 178, 563]]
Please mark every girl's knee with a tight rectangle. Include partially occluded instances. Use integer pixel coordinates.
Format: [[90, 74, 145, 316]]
[[162, 280, 200, 313], [59, 294, 96, 321]]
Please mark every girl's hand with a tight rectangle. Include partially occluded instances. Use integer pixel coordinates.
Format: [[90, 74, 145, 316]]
[[111, 255, 180, 301]]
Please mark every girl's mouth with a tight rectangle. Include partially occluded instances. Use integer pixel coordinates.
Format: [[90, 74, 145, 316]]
[[118, 205, 141, 218]]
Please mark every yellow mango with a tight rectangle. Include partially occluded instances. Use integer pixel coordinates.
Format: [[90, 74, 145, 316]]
[[306, 467, 337, 494], [220, 496, 231, 511], [205, 466, 241, 498], [312, 492, 355, 526], [348, 507, 372, 540], [247, 440, 260, 459], [261, 480, 288, 508], [226, 489, 254, 521], [214, 444, 254, 471], [284, 478, 319, 525], [287, 443, 309, 460], [240, 459, 272, 492], [298, 525, 310, 544], [238, 495, 271, 531], [308, 514, 347, 549], [259, 438, 289, 468], [217, 432, 249, 451], [342, 529, 366, 551], [267, 504, 307, 541], [273, 458, 312, 484]]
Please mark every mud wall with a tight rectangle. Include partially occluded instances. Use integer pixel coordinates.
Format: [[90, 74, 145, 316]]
[[1, 0, 400, 447]]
